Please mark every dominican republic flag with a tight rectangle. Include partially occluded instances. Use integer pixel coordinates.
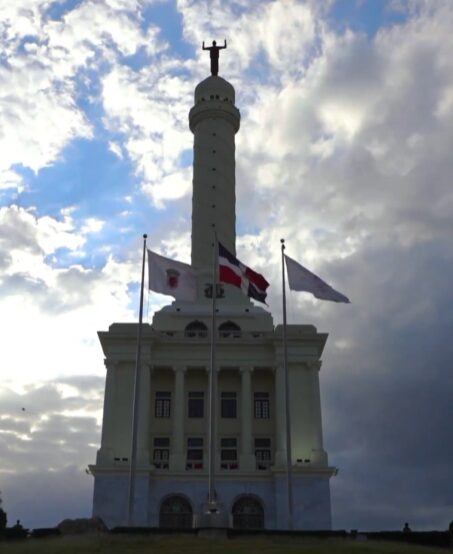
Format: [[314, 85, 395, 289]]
[[218, 242, 269, 304]]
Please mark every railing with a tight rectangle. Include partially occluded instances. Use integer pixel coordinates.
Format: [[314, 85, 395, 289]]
[[153, 461, 169, 469], [219, 331, 242, 338], [184, 330, 208, 338], [157, 331, 266, 340], [220, 462, 239, 470], [185, 461, 203, 470], [256, 461, 272, 470]]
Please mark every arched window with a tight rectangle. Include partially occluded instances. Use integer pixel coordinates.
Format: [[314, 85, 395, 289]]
[[218, 321, 241, 338], [185, 321, 208, 338], [159, 495, 193, 529], [232, 495, 264, 529]]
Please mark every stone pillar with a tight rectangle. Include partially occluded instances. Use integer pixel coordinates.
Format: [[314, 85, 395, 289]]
[[274, 365, 287, 467], [96, 359, 117, 464], [137, 362, 151, 465], [309, 361, 328, 465], [170, 365, 186, 471], [239, 366, 255, 471]]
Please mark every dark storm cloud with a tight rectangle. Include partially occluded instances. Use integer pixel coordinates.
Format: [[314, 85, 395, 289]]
[[318, 237, 453, 531], [1, 467, 95, 530], [0, 377, 104, 528], [233, 3, 453, 532]]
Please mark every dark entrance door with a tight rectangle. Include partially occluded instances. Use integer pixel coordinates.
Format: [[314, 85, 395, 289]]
[[159, 495, 193, 529], [232, 496, 264, 529]]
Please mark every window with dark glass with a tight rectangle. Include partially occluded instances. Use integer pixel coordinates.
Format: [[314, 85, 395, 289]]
[[155, 391, 171, 418], [221, 391, 237, 418], [185, 320, 208, 338], [188, 391, 204, 418], [255, 438, 272, 470], [186, 437, 203, 469], [254, 392, 270, 419], [218, 321, 241, 338], [220, 437, 238, 469], [153, 437, 170, 469]]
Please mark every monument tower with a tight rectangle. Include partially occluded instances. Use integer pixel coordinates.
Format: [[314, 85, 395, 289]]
[[90, 43, 336, 530]]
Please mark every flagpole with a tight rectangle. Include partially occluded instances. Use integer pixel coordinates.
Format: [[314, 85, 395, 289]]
[[281, 238, 294, 530], [208, 232, 218, 510], [127, 233, 147, 526]]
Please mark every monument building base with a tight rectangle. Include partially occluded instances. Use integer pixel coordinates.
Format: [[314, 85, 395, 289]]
[[91, 470, 333, 530]]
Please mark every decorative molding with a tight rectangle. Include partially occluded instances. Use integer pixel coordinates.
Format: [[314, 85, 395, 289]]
[[239, 366, 254, 375], [173, 365, 187, 374], [204, 283, 225, 299]]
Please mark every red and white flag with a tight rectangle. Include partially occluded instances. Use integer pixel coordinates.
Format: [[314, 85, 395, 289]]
[[147, 249, 197, 302], [218, 242, 269, 304]]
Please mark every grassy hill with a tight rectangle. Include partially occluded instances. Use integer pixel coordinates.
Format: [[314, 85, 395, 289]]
[[0, 534, 449, 554]]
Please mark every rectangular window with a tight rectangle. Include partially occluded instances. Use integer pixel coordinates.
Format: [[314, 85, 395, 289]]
[[220, 437, 238, 469], [153, 437, 170, 469], [155, 391, 171, 418], [254, 392, 270, 419], [255, 438, 272, 470], [221, 392, 237, 418], [188, 391, 204, 418], [186, 437, 203, 469]]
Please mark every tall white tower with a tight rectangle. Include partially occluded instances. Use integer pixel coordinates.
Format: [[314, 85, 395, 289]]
[[90, 47, 336, 531], [190, 76, 240, 269]]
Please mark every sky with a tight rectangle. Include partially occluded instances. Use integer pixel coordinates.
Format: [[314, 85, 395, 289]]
[[0, 0, 452, 532]]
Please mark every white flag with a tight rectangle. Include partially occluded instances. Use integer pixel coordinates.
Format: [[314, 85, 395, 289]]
[[147, 249, 197, 302], [285, 254, 350, 303]]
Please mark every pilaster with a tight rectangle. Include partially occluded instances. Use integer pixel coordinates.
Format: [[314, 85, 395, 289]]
[[239, 366, 255, 471], [307, 361, 328, 465], [136, 362, 151, 465], [170, 365, 187, 471], [96, 359, 117, 464], [274, 365, 287, 467]]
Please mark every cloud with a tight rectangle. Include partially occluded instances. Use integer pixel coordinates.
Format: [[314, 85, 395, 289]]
[[0, 0, 163, 183], [0, 206, 137, 382], [0, 377, 103, 528], [1, 0, 453, 533]]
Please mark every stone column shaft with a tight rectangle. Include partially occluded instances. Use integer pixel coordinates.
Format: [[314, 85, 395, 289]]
[[97, 359, 116, 463], [170, 366, 186, 471], [240, 367, 252, 454], [275, 365, 287, 466], [309, 362, 328, 465], [136, 363, 151, 464], [239, 367, 255, 471]]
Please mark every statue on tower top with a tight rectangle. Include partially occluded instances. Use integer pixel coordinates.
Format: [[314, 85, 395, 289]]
[[202, 40, 227, 76]]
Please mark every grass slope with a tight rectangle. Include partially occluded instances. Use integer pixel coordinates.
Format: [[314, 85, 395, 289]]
[[0, 535, 449, 554]]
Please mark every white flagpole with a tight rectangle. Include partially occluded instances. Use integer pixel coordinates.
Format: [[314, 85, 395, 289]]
[[208, 232, 218, 510], [127, 233, 147, 526], [281, 238, 294, 529]]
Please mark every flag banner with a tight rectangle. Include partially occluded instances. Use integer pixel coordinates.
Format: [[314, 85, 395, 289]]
[[284, 254, 350, 303], [147, 249, 197, 302], [218, 242, 269, 304]]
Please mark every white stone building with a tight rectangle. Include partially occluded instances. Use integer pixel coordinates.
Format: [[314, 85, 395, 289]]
[[90, 66, 336, 530]]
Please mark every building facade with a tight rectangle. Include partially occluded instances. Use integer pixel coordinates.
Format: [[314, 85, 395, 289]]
[[90, 67, 336, 530]]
